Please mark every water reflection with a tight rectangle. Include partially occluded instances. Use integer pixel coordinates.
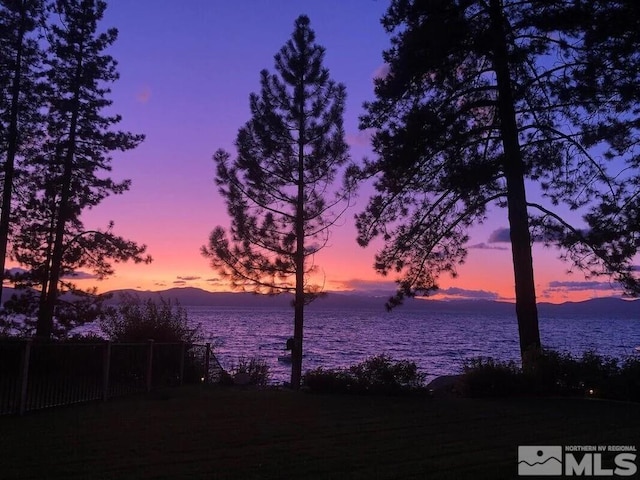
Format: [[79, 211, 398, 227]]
[[185, 306, 640, 384]]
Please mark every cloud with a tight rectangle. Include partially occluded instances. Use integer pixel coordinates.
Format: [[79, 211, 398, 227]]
[[488, 228, 511, 243], [176, 275, 201, 281], [61, 270, 98, 280], [372, 63, 390, 81], [136, 85, 151, 103], [335, 280, 501, 300], [206, 277, 223, 285], [487, 227, 550, 243], [468, 242, 508, 251], [336, 278, 398, 293], [173, 280, 187, 285], [488, 227, 595, 245], [154, 281, 168, 287], [546, 280, 621, 292], [345, 128, 374, 148], [437, 287, 499, 300]]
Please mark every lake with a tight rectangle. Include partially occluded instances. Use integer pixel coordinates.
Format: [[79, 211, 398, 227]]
[[185, 305, 640, 384]]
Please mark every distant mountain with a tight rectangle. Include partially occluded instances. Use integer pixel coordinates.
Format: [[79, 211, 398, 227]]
[[101, 288, 396, 309], [102, 288, 295, 308], [537, 297, 640, 317], [100, 288, 517, 312], [100, 287, 638, 317], [2, 286, 637, 317]]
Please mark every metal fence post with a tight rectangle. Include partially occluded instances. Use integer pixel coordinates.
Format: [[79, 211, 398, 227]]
[[146, 339, 154, 392], [18, 339, 32, 415], [204, 343, 211, 384], [103, 341, 111, 402]]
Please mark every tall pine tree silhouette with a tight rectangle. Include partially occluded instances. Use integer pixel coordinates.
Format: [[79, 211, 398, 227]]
[[0, 0, 45, 305], [355, 0, 639, 367], [10, 0, 149, 338], [203, 15, 351, 388]]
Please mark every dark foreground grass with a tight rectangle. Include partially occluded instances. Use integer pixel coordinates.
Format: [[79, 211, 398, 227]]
[[1, 386, 639, 479]]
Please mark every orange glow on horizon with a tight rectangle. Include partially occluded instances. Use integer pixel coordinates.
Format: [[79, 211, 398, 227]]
[[46, 238, 625, 305], [7, 210, 626, 305]]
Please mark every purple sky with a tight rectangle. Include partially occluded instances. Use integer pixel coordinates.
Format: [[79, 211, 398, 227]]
[[70, 1, 627, 302]]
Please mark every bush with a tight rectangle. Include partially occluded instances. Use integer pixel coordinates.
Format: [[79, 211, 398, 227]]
[[303, 354, 427, 395], [303, 367, 354, 393], [608, 356, 640, 402], [462, 357, 523, 397], [100, 294, 206, 385], [524, 350, 622, 397], [100, 294, 201, 344], [462, 350, 640, 401], [230, 356, 270, 386]]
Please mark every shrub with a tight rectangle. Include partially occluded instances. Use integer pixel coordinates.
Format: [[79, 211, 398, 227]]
[[100, 294, 206, 385], [303, 354, 426, 394], [525, 350, 621, 397], [462, 357, 522, 398], [462, 350, 640, 401], [349, 354, 426, 392], [524, 349, 581, 395], [100, 294, 201, 344], [570, 351, 619, 396], [303, 367, 354, 393], [230, 356, 270, 386], [616, 356, 640, 402]]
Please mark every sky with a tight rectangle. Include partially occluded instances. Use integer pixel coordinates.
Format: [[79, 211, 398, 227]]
[[60, 0, 629, 303]]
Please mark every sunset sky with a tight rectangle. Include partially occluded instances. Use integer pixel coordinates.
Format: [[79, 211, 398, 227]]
[[63, 1, 628, 303]]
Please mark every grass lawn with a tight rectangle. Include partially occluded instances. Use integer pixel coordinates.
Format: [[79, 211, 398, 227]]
[[1, 386, 639, 479]]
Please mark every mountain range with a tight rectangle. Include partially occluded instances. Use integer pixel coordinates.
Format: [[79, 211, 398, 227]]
[[1, 286, 637, 316], [101, 287, 638, 316]]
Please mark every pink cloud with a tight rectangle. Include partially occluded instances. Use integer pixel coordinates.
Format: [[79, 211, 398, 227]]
[[346, 128, 374, 148], [177, 275, 201, 281], [136, 85, 152, 103], [372, 63, 390, 81]]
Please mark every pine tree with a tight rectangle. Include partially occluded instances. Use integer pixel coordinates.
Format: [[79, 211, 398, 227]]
[[0, 0, 45, 305], [355, 0, 638, 366], [10, 0, 149, 338], [539, 0, 640, 296], [203, 15, 351, 388]]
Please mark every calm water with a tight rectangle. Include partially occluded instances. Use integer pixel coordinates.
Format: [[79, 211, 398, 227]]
[[186, 306, 640, 384]]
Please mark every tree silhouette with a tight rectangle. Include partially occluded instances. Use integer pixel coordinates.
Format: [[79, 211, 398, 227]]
[[538, 0, 640, 296], [8, 0, 150, 338], [0, 0, 45, 305], [203, 15, 352, 388], [355, 0, 639, 366]]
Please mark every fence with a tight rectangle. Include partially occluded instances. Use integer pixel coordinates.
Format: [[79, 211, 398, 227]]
[[0, 339, 224, 415]]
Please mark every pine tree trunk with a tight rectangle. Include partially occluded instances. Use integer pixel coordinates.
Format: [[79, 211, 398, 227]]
[[291, 197, 305, 388], [36, 157, 74, 339], [292, 266, 304, 389], [489, 0, 541, 367], [0, 6, 28, 307], [291, 81, 306, 389], [36, 44, 83, 339]]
